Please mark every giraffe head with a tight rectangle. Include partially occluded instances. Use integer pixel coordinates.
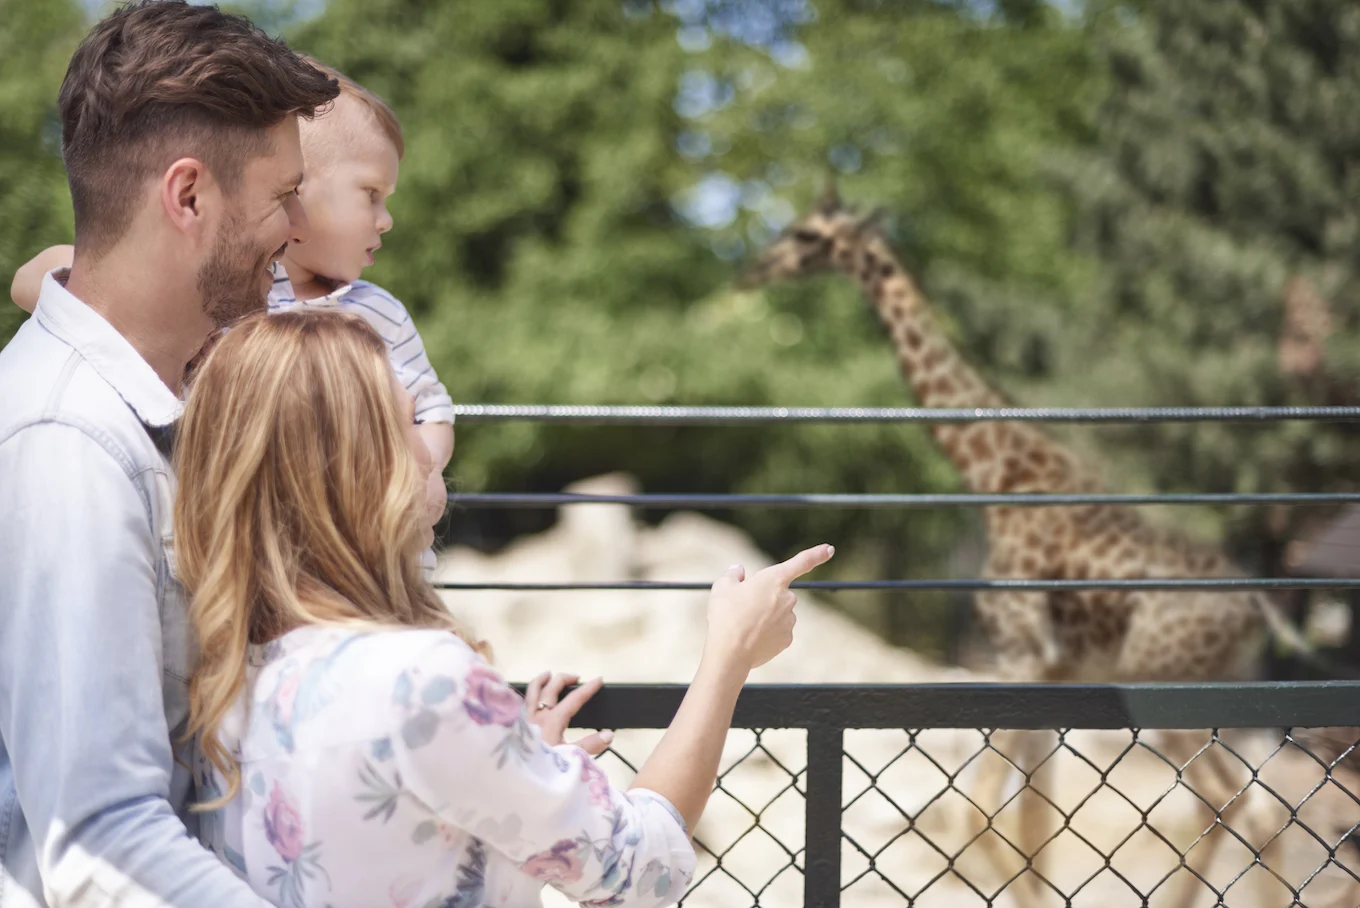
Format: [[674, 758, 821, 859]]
[[736, 180, 885, 289]]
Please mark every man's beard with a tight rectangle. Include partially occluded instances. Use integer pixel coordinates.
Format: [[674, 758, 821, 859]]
[[197, 212, 276, 329]]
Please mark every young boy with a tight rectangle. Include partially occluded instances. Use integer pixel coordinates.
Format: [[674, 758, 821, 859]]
[[11, 61, 454, 555]]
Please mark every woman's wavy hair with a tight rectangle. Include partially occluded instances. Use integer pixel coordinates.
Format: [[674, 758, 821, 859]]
[[175, 310, 482, 806]]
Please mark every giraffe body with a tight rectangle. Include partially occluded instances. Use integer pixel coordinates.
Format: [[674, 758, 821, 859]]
[[741, 191, 1322, 908], [743, 201, 1273, 687]]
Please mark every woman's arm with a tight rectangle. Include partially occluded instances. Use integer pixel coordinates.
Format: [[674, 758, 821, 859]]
[[631, 547, 833, 831], [393, 545, 832, 906], [521, 548, 834, 834], [10, 245, 74, 313], [392, 637, 695, 908]]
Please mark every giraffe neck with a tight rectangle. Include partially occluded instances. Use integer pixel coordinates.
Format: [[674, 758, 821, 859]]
[[846, 234, 1005, 411], [837, 233, 1086, 494]]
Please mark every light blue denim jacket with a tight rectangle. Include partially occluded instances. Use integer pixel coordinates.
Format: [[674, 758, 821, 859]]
[[0, 274, 267, 907]]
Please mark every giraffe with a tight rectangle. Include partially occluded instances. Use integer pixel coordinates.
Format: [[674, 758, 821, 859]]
[[739, 184, 1321, 908], [1278, 274, 1333, 382]]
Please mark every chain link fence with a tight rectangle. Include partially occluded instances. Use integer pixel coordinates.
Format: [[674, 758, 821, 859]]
[[563, 685, 1360, 907]]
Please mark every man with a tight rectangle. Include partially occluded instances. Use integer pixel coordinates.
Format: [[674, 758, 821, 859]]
[[0, 3, 338, 905]]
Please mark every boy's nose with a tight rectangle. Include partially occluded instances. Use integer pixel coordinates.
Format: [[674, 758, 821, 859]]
[[286, 193, 312, 245], [377, 206, 393, 235]]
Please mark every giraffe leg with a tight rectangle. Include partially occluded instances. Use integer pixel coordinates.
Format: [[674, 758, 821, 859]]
[[964, 728, 1059, 907], [967, 589, 1061, 904], [967, 728, 1031, 902], [1112, 592, 1265, 908], [1152, 730, 1255, 908], [1014, 729, 1061, 906]]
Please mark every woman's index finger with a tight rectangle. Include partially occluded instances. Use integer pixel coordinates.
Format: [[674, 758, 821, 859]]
[[771, 544, 835, 584]]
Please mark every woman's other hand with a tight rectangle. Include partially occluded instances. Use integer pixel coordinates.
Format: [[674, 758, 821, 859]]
[[706, 544, 835, 671], [525, 671, 613, 756]]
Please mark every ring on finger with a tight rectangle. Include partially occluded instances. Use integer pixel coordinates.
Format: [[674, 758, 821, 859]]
[[536, 701, 551, 711]]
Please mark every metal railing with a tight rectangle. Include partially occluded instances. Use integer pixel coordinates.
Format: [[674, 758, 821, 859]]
[[450, 404, 1360, 424], [453, 403, 1360, 905], [568, 683, 1360, 907], [441, 403, 1360, 595]]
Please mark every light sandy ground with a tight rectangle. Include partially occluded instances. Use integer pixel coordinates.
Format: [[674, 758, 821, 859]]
[[434, 475, 1360, 908]]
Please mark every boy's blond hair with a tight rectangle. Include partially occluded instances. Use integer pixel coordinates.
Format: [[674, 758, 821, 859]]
[[303, 57, 405, 162]]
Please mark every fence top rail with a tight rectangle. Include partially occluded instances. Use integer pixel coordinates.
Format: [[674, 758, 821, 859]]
[[553, 681, 1360, 730], [451, 404, 1360, 425], [435, 577, 1360, 592], [448, 491, 1360, 509]]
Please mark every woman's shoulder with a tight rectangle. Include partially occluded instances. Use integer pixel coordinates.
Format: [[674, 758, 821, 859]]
[[254, 624, 478, 671], [234, 625, 485, 760]]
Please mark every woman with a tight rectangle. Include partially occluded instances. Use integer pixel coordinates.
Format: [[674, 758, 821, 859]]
[[173, 310, 833, 908]]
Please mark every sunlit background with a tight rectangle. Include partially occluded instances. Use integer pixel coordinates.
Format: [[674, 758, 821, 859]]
[[4, 0, 1358, 663]]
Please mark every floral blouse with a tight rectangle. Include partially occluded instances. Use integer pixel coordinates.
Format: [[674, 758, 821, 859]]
[[194, 625, 695, 908]]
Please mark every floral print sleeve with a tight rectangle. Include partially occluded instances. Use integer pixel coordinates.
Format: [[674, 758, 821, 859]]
[[389, 636, 695, 908]]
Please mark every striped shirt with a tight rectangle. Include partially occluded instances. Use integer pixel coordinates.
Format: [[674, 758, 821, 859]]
[[269, 266, 455, 425]]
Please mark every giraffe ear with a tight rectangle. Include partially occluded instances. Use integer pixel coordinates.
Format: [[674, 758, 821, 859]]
[[853, 207, 886, 235], [817, 175, 841, 215]]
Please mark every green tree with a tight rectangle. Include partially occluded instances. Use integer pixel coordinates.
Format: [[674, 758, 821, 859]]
[[0, 0, 82, 344], [288, 0, 1100, 653], [1057, 0, 1360, 573]]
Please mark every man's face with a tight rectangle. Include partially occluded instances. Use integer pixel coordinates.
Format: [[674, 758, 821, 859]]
[[199, 117, 307, 328]]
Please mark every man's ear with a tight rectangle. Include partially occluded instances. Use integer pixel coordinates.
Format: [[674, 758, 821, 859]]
[[161, 157, 214, 236]]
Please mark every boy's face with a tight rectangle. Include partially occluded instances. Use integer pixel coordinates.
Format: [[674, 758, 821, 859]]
[[289, 111, 399, 286]]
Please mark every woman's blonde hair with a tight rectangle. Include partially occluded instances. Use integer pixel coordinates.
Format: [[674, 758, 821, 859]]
[[175, 310, 480, 807]]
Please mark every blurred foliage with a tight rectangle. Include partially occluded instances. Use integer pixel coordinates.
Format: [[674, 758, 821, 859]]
[[281, 0, 1106, 656], [1053, 0, 1360, 574], [3, 0, 1354, 657], [0, 0, 82, 346]]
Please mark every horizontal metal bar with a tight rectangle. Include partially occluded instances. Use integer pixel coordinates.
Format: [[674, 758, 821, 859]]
[[452, 404, 1360, 425], [552, 682, 1360, 730], [448, 491, 1360, 510], [434, 577, 1360, 592]]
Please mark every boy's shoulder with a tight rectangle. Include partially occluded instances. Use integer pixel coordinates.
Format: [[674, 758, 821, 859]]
[[335, 279, 413, 327], [343, 279, 406, 309]]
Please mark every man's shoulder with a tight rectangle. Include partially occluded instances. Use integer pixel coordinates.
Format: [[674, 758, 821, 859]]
[[0, 319, 157, 469]]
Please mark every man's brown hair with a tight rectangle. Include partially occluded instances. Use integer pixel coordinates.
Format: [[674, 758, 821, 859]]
[[59, 0, 341, 256], [305, 59, 405, 161]]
